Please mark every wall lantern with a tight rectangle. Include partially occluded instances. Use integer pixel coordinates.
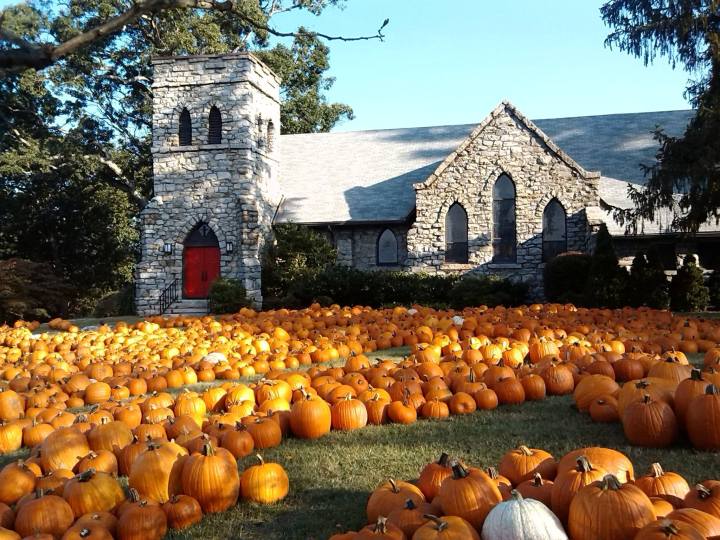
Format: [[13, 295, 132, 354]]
[[162, 242, 173, 255], [226, 241, 234, 254]]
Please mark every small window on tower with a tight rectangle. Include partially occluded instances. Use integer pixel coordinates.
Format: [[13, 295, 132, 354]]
[[178, 108, 192, 146], [267, 120, 275, 151], [208, 106, 222, 144]]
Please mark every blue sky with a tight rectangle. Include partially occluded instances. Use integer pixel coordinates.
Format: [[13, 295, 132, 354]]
[[2, 0, 692, 131]]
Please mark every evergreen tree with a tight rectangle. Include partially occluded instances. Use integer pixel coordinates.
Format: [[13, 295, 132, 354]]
[[670, 254, 709, 312], [708, 269, 720, 309], [645, 245, 671, 309], [626, 251, 648, 307], [584, 224, 629, 308]]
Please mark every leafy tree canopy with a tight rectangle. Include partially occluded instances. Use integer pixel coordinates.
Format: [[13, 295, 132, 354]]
[[601, 0, 720, 232]]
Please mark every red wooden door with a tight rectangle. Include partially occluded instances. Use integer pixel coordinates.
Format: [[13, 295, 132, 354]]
[[183, 246, 220, 298]]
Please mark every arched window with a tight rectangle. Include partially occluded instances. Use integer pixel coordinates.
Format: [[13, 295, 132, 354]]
[[377, 229, 398, 265], [267, 120, 275, 151], [178, 108, 192, 146], [492, 174, 516, 262], [542, 199, 567, 262], [445, 202, 468, 263], [208, 106, 222, 144]]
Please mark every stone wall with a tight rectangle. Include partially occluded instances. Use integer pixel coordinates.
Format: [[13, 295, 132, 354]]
[[135, 53, 281, 315], [320, 225, 409, 270], [406, 102, 601, 298]]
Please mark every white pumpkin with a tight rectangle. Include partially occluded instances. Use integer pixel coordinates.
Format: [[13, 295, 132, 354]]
[[481, 490, 568, 540]]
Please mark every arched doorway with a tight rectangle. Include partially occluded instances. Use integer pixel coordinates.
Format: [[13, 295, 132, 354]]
[[183, 222, 220, 298]]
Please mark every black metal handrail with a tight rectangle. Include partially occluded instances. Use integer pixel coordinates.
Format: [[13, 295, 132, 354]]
[[158, 277, 179, 314]]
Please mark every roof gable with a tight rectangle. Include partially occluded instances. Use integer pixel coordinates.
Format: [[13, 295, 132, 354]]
[[417, 101, 600, 191]]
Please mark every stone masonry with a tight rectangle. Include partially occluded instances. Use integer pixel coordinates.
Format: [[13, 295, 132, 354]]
[[406, 102, 601, 297], [135, 53, 281, 316]]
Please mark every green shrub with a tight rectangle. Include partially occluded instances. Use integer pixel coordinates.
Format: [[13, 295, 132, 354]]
[[584, 224, 629, 308], [448, 275, 528, 308], [670, 255, 710, 312], [0, 259, 73, 323], [208, 278, 251, 314], [543, 252, 592, 303], [709, 270, 720, 309], [92, 285, 136, 318], [262, 224, 337, 299]]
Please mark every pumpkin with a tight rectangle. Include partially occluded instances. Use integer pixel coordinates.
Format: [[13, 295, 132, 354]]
[[61, 522, 114, 540], [520, 375, 546, 401], [219, 423, 255, 459], [289, 392, 332, 439], [387, 400, 417, 424], [667, 508, 720, 538], [481, 490, 567, 540], [551, 456, 606, 525], [74, 512, 118, 535], [331, 396, 368, 430], [420, 399, 450, 419], [62, 469, 126, 516], [651, 497, 676, 518], [366, 396, 390, 425], [573, 375, 619, 411], [588, 394, 619, 423], [437, 461, 502, 530], [116, 498, 168, 540], [622, 394, 678, 447], [41, 428, 91, 472], [0, 503, 13, 530], [75, 450, 118, 477], [14, 490, 74, 539], [448, 392, 476, 415], [674, 369, 712, 425], [557, 447, 634, 482], [240, 454, 289, 504], [246, 417, 282, 449], [412, 515, 480, 540], [162, 494, 203, 530], [498, 445, 556, 485], [634, 518, 705, 540], [417, 453, 453, 500], [494, 378, 525, 405], [473, 388, 498, 410], [128, 441, 188, 503], [0, 461, 36, 505], [0, 422, 22, 454], [568, 474, 655, 540], [515, 473, 553, 508], [367, 478, 425, 524], [683, 481, 720, 518], [634, 463, 690, 507], [181, 442, 239, 513], [686, 384, 720, 450], [539, 362, 575, 395], [386, 499, 433, 537], [354, 517, 405, 540]]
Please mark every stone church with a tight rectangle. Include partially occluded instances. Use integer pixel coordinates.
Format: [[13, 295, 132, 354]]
[[135, 52, 718, 316]]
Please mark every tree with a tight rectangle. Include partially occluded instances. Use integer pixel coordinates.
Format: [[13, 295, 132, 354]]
[[626, 250, 648, 307], [645, 245, 671, 309], [670, 254, 710, 311], [601, 1, 720, 232], [584, 224, 629, 308]]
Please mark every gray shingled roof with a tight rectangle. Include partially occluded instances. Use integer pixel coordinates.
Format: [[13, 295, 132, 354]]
[[276, 109, 694, 225]]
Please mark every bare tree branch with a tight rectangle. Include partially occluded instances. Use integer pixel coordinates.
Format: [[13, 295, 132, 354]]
[[0, 0, 388, 73]]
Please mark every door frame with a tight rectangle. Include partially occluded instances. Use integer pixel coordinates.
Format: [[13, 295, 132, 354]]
[[182, 222, 221, 299]]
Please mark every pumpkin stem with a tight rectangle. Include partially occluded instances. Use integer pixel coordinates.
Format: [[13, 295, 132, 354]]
[[128, 487, 141, 502], [641, 393, 652, 404], [388, 478, 399, 493], [485, 467, 499, 480], [437, 453, 450, 467], [532, 473, 543, 487], [510, 489, 523, 501], [659, 520, 680, 535], [600, 474, 623, 491], [576, 456, 594, 473], [690, 369, 703, 381], [404, 498, 417, 510], [255, 454, 265, 466], [422, 515, 447, 532], [75, 469, 95, 482], [636, 380, 650, 389], [706, 384, 720, 395], [201, 442, 215, 456], [649, 463, 665, 478], [518, 445, 533, 456], [696, 484, 712, 499], [451, 461, 469, 479], [79, 529, 91, 539]]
